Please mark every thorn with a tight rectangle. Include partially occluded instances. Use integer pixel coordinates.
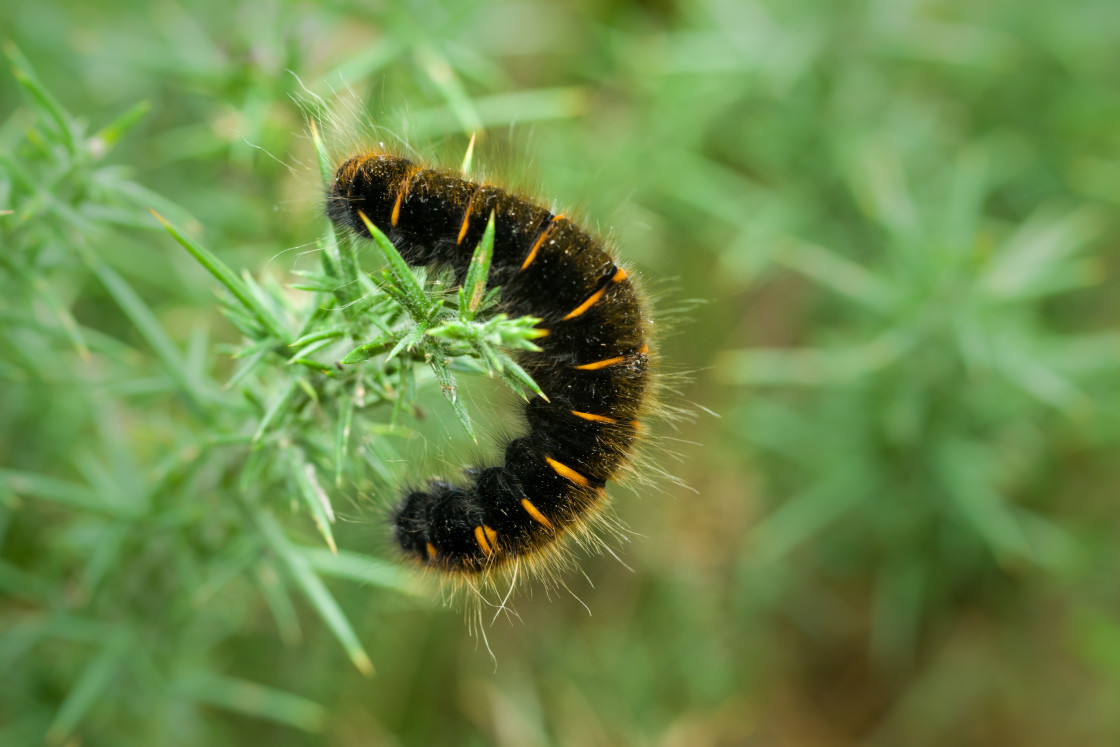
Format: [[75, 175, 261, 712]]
[[461, 132, 477, 176]]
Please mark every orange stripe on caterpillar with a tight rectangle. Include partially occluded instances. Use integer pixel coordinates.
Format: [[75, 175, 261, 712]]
[[390, 167, 421, 227], [456, 192, 477, 245], [571, 410, 616, 423], [562, 285, 607, 321], [391, 191, 404, 227], [574, 355, 627, 371], [545, 456, 591, 487], [474, 525, 499, 556], [521, 498, 554, 528], [573, 342, 647, 370], [521, 215, 562, 271]]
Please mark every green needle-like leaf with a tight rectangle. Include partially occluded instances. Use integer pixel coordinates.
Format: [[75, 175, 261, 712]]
[[151, 210, 287, 341], [429, 355, 476, 442], [90, 261, 212, 411], [357, 212, 435, 321], [174, 673, 327, 733], [334, 392, 354, 487], [92, 100, 151, 151], [45, 640, 124, 745], [5, 42, 77, 154], [459, 210, 495, 322], [287, 448, 337, 554], [255, 511, 374, 677], [341, 333, 395, 364]]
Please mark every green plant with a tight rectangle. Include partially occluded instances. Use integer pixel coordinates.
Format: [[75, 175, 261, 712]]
[[722, 135, 1120, 731], [5, 0, 1120, 743], [0, 46, 546, 744]]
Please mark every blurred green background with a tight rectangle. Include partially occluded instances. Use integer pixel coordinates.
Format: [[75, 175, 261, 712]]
[[3, 0, 1120, 744]]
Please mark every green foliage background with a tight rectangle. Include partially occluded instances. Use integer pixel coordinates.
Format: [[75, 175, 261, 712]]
[[3, 0, 1119, 744]]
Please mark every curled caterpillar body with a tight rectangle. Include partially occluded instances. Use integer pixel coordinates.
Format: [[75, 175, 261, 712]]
[[327, 152, 651, 577]]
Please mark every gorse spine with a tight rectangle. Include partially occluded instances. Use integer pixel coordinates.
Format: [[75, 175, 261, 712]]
[[327, 152, 651, 577]]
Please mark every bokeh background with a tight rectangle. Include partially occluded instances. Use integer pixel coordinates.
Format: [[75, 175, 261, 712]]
[[3, 0, 1120, 744]]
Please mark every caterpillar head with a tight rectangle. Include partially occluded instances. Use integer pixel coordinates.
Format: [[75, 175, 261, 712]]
[[325, 152, 413, 237]]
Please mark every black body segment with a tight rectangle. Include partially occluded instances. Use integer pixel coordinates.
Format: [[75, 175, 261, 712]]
[[327, 152, 651, 575]]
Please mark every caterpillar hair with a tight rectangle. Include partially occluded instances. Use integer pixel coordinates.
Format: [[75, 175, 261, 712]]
[[326, 149, 653, 588]]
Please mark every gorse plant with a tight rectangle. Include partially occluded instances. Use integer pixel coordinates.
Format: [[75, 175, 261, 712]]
[[5, 0, 1120, 742], [724, 140, 1119, 666], [0, 47, 544, 743]]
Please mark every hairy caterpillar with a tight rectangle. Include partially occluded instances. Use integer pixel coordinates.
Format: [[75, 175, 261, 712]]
[[326, 151, 651, 581]]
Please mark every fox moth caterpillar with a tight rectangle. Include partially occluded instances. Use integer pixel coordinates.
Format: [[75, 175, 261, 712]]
[[327, 151, 652, 584]]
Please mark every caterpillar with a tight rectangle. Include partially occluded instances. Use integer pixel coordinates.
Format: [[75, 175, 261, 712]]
[[326, 151, 651, 581]]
